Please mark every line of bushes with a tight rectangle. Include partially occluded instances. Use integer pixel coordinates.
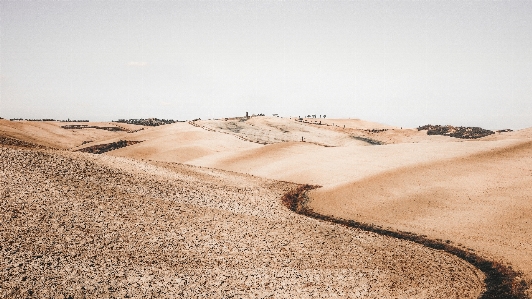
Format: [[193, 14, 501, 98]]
[[418, 124, 495, 139], [113, 118, 176, 126], [351, 135, 385, 145]]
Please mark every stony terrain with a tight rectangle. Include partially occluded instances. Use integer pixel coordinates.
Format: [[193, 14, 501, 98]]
[[0, 147, 484, 298], [0, 136, 50, 150]]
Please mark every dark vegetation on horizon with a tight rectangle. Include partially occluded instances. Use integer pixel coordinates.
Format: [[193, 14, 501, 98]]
[[61, 125, 125, 131], [6, 118, 90, 122], [351, 135, 385, 145], [5, 118, 180, 126], [417, 124, 497, 139], [113, 118, 177, 126], [9, 118, 57, 122], [281, 185, 530, 299]]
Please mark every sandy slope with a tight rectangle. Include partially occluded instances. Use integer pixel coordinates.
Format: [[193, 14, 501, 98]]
[[301, 118, 397, 130], [106, 122, 261, 163], [191, 137, 523, 187], [0, 120, 140, 150], [197, 117, 371, 147], [238, 116, 448, 145], [2, 117, 531, 296], [0, 147, 484, 298], [309, 139, 532, 280]]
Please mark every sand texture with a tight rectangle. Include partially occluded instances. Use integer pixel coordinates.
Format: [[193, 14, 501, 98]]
[[1, 147, 484, 298], [309, 139, 532, 279], [2, 116, 531, 297]]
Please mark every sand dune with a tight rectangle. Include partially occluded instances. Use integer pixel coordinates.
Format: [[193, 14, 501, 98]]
[[302, 117, 397, 130], [309, 139, 532, 280], [0, 147, 484, 298], [2, 117, 531, 297], [197, 117, 372, 147], [0, 120, 138, 150], [106, 122, 261, 163], [192, 136, 523, 187]]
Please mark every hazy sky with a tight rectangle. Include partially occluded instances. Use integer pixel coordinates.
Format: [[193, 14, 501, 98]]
[[1, 1, 531, 129]]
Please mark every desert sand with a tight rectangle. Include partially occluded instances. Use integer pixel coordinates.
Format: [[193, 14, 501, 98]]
[[1, 116, 531, 298]]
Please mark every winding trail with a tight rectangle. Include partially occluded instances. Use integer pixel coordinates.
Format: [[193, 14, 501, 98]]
[[1, 147, 485, 298], [282, 184, 529, 299], [2, 118, 531, 297]]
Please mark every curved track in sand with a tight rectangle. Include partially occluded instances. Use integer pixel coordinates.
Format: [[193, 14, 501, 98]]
[[1, 147, 484, 298], [284, 185, 528, 299], [0, 119, 532, 298], [309, 139, 532, 291]]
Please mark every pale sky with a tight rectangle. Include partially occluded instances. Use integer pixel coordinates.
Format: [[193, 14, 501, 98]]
[[1, 1, 531, 129]]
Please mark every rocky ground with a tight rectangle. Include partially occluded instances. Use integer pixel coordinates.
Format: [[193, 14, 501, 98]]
[[0, 147, 484, 298], [0, 136, 50, 150]]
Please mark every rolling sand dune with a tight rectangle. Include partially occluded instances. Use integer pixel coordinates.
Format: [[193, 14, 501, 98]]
[[2, 117, 531, 297], [302, 118, 397, 130], [191, 136, 523, 187], [106, 122, 261, 163], [0, 120, 141, 150], [0, 147, 484, 298], [197, 117, 371, 147], [309, 139, 532, 281]]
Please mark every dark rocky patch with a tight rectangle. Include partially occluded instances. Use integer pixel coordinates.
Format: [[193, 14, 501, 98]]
[[418, 125, 495, 139], [76, 140, 143, 154], [0, 136, 49, 149]]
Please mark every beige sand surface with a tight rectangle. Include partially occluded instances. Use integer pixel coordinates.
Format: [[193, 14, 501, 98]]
[[309, 139, 532, 279], [106, 122, 261, 163], [300, 118, 397, 130], [191, 137, 522, 187], [0, 147, 484, 298], [0, 120, 140, 150], [197, 117, 370, 147], [2, 117, 531, 296]]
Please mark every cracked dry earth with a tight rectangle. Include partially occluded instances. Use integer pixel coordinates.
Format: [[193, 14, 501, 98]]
[[1, 147, 484, 298]]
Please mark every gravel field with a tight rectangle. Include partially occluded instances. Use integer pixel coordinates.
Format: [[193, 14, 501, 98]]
[[1, 147, 484, 298]]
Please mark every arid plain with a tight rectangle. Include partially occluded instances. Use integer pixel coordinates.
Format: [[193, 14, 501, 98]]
[[1, 116, 531, 298]]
